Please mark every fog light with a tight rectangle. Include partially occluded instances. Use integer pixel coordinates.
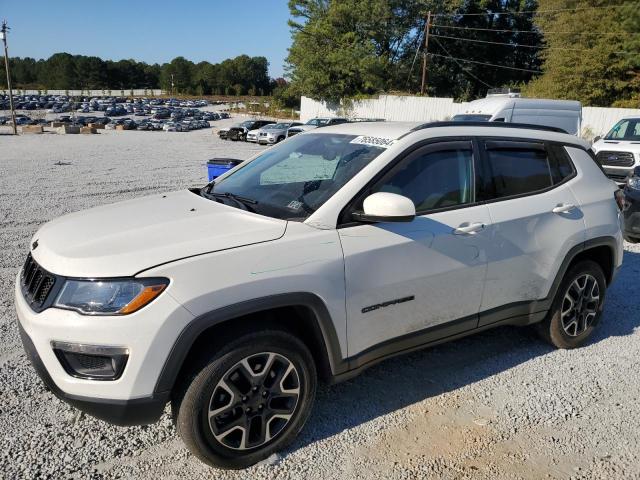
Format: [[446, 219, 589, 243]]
[[52, 341, 128, 380]]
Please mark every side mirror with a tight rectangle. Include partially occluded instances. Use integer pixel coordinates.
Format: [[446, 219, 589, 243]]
[[593, 136, 601, 143], [352, 192, 416, 223]]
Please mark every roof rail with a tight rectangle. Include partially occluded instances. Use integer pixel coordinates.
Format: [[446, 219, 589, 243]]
[[411, 121, 568, 134]]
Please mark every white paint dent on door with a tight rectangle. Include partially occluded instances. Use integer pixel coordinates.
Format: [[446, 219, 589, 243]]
[[481, 182, 586, 313]]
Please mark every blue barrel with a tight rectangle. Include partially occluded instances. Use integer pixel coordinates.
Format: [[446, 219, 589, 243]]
[[207, 158, 243, 181]]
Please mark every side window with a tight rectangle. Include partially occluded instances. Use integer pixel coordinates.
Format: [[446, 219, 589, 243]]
[[480, 140, 552, 199], [549, 144, 575, 184], [372, 142, 473, 212]]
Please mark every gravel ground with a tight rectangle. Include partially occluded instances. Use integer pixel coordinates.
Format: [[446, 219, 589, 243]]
[[1, 122, 639, 479]]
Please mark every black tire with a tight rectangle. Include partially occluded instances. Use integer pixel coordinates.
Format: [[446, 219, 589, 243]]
[[538, 260, 606, 349], [172, 330, 317, 469], [277, 136, 285, 143]]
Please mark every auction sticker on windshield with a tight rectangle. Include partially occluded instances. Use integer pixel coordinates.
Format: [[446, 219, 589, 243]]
[[350, 136, 397, 148]]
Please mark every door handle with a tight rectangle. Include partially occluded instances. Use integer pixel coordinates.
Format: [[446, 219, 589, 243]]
[[552, 203, 576, 214], [453, 222, 485, 235]]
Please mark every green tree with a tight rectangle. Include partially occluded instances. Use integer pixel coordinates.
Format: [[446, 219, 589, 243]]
[[286, 0, 542, 102], [523, 0, 640, 106], [41, 53, 77, 89], [160, 56, 195, 93]]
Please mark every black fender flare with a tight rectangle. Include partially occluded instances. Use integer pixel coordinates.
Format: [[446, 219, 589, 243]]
[[153, 292, 347, 395]]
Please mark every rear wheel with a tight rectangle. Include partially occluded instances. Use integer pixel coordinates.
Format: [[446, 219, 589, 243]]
[[538, 260, 606, 349], [172, 331, 316, 469]]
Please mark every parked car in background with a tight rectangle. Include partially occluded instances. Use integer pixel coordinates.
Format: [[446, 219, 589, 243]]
[[592, 117, 640, 184], [621, 166, 640, 242], [286, 117, 349, 137], [246, 129, 261, 143], [258, 122, 303, 145], [218, 124, 237, 140], [452, 94, 582, 136], [227, 120, 276, 141]]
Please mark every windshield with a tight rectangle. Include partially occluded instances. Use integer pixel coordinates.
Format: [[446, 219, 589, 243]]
[[271, 123, 290, 129], [240, 120, 254, 128], [605, 119, 640, 140], [452, 114, 492, 122], [205, 133, 386, 220]]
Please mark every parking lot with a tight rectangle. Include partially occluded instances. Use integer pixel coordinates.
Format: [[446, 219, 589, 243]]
[[1, 125, 640, 479]]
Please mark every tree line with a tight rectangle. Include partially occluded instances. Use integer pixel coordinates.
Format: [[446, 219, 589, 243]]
[[2, 1, 639, 107], [285, 0, 640, 107], [0, 53, 275, 96]]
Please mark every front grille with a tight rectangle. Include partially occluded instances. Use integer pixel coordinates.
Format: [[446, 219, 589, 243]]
[[73, 353, 112, 370], [596, 151, 635, 167], [21, 253, 56, 310]]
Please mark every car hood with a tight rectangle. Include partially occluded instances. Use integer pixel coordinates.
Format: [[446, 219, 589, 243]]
[[31, 190, 287, 278], [593, 139, 640, 153]]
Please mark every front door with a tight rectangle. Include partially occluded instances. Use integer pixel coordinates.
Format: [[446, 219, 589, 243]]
[[339, 140, 492, 358]]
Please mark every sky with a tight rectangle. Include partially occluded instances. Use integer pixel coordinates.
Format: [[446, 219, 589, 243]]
[[0, 0, 293, 78]]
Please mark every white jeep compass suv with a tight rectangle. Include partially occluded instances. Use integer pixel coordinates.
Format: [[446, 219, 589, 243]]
[[16, 121, 623, 469]]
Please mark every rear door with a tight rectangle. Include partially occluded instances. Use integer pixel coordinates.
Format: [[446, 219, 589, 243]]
[[477, 139, 585, 323]]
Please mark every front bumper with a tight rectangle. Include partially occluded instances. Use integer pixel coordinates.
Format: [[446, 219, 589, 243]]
[[18, 322, 168, 426], [15, 271, 195, 425]]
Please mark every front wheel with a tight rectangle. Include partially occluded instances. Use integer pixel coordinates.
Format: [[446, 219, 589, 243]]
[[172, 330, 317, 469], [538, 260, 606, 349]]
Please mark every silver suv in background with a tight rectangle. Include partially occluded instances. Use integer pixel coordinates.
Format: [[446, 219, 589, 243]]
[[258, 122, 303, 145], [286, 117, 349, 137]]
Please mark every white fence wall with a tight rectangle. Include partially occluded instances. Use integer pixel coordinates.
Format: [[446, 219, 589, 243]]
[[0, 89, 164, 97], [301, 95, 640, 138], [582, 107, 640, 136]]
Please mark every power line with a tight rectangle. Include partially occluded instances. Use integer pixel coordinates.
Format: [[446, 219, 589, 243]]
[[431, 24, 640, 36], [428, 52, 542, 74], [431, 37, 495, 88], [433, 4, 634, 17], [405, 26, 424, 89], [430, 33, 636, 55]]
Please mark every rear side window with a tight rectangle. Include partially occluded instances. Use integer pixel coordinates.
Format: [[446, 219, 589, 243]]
[[549, 144, 575, 184], [481, 141, 552, 199]]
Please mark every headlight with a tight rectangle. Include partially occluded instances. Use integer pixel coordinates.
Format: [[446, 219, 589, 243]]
[[54, 278, 168, 315], [628, 176, 640, 190]]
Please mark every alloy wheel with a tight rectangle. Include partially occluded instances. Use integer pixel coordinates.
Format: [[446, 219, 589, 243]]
[[208, 352, 301, 450], [561, 273, 600, 337]]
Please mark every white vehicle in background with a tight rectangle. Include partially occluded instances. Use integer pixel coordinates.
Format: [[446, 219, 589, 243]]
[[246, 129, 260, 143], [286, 117, 349, 137], [592, 117, 640, 184], [453, 91, 582, 135], [16, 121, 622, 469]]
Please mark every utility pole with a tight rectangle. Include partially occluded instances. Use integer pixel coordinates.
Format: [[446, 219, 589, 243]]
[[420, 11, 432, 96], [1, 20, 17, 135], [171, 73, 175, 96]]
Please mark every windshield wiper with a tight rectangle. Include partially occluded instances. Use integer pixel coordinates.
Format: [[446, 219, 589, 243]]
[[203, 190, 258, 212]]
